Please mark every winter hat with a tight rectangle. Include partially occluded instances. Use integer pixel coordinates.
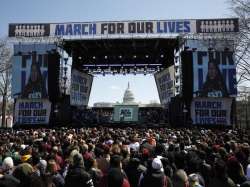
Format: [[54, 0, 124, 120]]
[[152, 157, 164, 172], [2, 157, 14, 171], [21, 154, 32, 162], [38, 159, 47, 174], [189, 173, 201, 187]]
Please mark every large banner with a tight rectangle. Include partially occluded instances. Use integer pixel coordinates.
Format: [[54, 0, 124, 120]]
[[8, 18, 238, 38], [154, 65, 175, 104], [191, 98, 232, 125], [12, 52, 48, 99], [193, 51, 237, 97], [70, 69, 93, 106], [14, 99, 51, 124]]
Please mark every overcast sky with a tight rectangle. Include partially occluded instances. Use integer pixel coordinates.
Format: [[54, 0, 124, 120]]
[[0, 0, 234, 106]]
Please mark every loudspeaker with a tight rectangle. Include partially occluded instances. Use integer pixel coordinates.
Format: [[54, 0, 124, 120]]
[[48, 52, 60, 103]]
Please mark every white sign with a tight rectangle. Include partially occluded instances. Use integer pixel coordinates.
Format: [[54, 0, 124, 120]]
[[154, 65, 175, 104], [14, 99, 51, 124], [50, 20, 197, 39], [70, 69, 93, 106], [191, 97, 232, 125]]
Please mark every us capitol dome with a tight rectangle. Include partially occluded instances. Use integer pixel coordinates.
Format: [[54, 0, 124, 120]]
[[123, 82, 135, 104]]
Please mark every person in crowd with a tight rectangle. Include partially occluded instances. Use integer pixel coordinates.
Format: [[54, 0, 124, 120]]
[[84, 157, 103, 187], [12, 163, 33, 187], [189, 173, 204, 187], [65, 151, 94, 187], [139, 157, 167, 187], [105, 155, 130, 187], [46, 159, 65, 187], [125, 157, 146, 187], [208, 159, 236, 187], [172, 169, 189, 187], [0, 157, 20, 187]]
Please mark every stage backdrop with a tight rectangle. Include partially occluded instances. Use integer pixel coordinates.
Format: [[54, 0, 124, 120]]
[[154, 65, 175, 105], [70, 69, 93, 106], [14, 99, 51, 124], [191, 98, 232, 125]]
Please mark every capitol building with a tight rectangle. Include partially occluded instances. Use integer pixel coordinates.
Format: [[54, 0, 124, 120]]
[[93, 82, 161, 108]]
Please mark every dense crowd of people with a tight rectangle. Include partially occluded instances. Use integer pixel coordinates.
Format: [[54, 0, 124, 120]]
[[72, 108, 167, 125], [0, 127, 249, 187]]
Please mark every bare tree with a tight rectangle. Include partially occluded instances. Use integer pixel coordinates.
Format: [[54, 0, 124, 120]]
[[230, 0, 250, 83], [0, 38, 12, 127]]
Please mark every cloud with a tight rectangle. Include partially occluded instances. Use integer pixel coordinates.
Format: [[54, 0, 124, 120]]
[[110, 85, 121, 91]]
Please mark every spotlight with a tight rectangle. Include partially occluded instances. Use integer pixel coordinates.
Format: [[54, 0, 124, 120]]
[[104, 56, 108, 59], [133, 55, 137, 58], [78, 56, 82, 60], [160, 54, 164, 58], [93, 56, 96, 59], [119, 55, 122, 59], [145, 55, 149, 58]]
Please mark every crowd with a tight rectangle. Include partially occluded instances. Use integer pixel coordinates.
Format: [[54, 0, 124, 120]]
[[72, 108, 167, 125], [0, 127, 249, 187], [72, 109, 113, 125], [138, 108, 167, 124]]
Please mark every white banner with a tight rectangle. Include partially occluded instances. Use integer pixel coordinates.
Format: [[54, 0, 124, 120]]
[[14, 99, 51, 124], [70, 69, 93, 106], [191, 98, 232, 125], [154, 65, 175, 104], [9, 19, 239, 38], [50, 20, 197, 39]]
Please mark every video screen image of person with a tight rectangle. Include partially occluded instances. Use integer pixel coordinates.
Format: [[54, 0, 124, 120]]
[[200, 60, 228, 97], [21, 59, 47, 99]]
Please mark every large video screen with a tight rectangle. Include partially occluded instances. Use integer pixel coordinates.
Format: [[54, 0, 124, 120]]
[[12, 44, 56, 125], [192, 51, 237, 97]]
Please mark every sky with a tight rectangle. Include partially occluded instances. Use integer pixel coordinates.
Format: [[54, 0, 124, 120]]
[[0, 0, 234, 106]]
